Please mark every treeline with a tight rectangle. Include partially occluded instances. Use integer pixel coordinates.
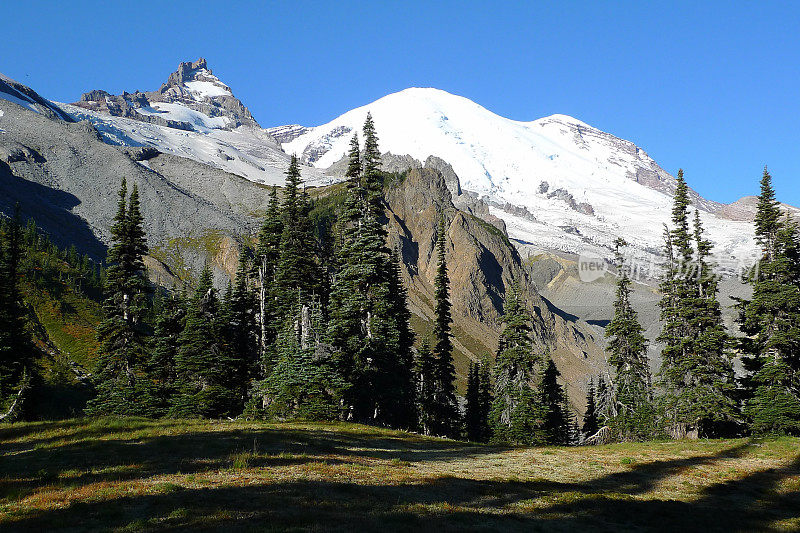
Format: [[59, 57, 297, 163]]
[[582, 168, 800, 441]]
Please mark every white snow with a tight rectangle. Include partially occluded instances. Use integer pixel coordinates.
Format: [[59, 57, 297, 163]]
[[60, 103, 331, 186], [134, 102, 231, 132], [284, 87, 757, 271], [184, 80, 231, 98]]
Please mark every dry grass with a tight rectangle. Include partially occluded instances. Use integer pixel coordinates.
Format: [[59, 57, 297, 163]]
[[1, 418, 798, 532]]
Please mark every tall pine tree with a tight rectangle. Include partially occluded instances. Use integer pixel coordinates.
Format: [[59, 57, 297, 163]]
[[606, 238, 654, 439], [171, 265, 236, 418], [738, 168, 800, 435], [489, 283, 547, 444], [428, 216, 460, 437], [657, 170, 737, 437], [88, 180, 153, 415]]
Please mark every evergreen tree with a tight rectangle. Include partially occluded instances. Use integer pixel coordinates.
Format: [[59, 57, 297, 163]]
[[87, 180, 153, 415], [582, 379, 599, 439], [540, 356, 572, 445], [429, 217, 460, 437], [146, 288, 186, 415], [224, 251, 259, 412], [606, 238, 654, 438], [415, 337, 437, 434], [465, 361, 481, 441], [596, 374, 613, 424], [477, 358, 493, 442], [255, 186, 283, 357], [361, 112, 383, 216], [738, 168, 800, 435], [327, 119, 416, 428], [489, 284, 547, 444], [657, 170, 737, 437], [0, 208, 32, 401], [263, 299, 345, 420], [171, 265, 235, 418], [274, 156, 320, 317]]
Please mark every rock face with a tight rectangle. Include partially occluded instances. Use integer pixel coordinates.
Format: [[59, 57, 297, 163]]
[[71, 58, 263, 133], [0, 96, 264, 287], [384, 167, 606, 407]]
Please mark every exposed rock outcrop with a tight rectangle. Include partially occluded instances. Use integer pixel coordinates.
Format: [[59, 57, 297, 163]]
[[71, 58, 264, 133], [383, 167, 606, 407]]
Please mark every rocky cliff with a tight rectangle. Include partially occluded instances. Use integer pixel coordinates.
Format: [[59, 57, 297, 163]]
[[383, 167, 606, 407]]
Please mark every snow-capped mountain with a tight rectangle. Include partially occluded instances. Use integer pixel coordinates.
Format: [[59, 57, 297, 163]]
[[58, 59, 331, 186], [282, 87, 758, 274]]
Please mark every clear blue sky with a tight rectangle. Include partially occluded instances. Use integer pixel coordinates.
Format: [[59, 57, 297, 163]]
[[4, 1, 799, 205]]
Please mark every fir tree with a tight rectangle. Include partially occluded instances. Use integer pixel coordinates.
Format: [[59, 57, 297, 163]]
[[263, 299, 345, 420], [361, 112, 383, 216], [429, 216, 460, 437], [327, 119, 416, 428], [88, 180, 153, 416], [171, 265, 236, 418], [582, 379, 599, 439], [540, 356, 572, 445], [415, 337, 437, 434], [255, 186, 283, 357], [657, 169, 737, 437], [738, 168, 800, 435], [489, 284, 547, 445], [146, 288, 186, 416], [224, 251, 259, 412], [0, 208, 32, 400], [477, 358, 493, 442], [465, 361, 481, 441], [606, 238, 654, 438], [274, 157, 320, 318]]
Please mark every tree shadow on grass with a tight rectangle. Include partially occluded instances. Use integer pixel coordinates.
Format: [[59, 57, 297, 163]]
[[2, 421, 798, 532], [6, 457, 799, 532]]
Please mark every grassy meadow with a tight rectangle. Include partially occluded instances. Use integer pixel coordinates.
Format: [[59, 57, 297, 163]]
[[0, 418, 798, 532]]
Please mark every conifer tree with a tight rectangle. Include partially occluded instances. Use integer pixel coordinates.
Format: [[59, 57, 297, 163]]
[[146, 288, 186, 415], [224, 251, 259, 411], [171, 265, 235, 418], [490, 284, 547, 444], [606, 238, 653, 438], [540, 357, 572, 445], [274, 157, 320, 318], [429, 217, 460, 437], [88, 180, 153, 415], [463, 358, 492, 442], [738, 168, 800, 435], [596, 374, 612, 424], [582, 379, 599, 439], [263, 299, 345, 420], [657, 170, 737, 437], [361, 112, 383, 216], [477, 359, 493, 441], [415, 337, 437, 434], [465, 361, 481, 441], [327, 119, 416, 428], [255, 186, 283, 357], [0, 208, 32, 401]]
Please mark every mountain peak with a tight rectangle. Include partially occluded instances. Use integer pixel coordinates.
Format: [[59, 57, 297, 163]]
[[71, 57, 255, 131]]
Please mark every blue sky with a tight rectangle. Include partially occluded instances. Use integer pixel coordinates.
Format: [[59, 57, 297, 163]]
[[4, 1, 799, 204]]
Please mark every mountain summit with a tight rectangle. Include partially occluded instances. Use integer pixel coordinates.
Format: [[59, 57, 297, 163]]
[[281, 87, 756, 271], [71, 58, 258, 132]]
